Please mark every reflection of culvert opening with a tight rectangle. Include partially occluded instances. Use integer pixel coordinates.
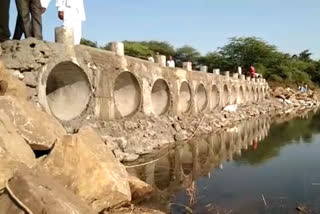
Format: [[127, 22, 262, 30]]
[[46, 62, 91, 121], [181, 144, 193, 175], [114, 72, 141, 117], [154, 157, 172, 191], [212, 85, 220, 109], [196, 84, 207, 112], [179, 81, 191, 113], [223, 85, 229, 106], [151, 79, 170, 115]]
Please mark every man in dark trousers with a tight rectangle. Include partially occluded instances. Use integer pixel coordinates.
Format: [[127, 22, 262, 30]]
[[0, 0, 11, 42], [13, 0, 43, 40]]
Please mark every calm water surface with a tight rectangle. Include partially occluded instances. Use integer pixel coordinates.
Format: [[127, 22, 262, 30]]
[[128, 109, 320, 214]]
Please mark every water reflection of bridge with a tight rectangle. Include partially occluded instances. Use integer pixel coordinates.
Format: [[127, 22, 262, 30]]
[[127, 117, 271, 210]]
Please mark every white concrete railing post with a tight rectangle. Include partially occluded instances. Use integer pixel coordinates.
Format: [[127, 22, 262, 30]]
[[213, 69, 220, 75], [240, 75, 246, 80], [232, 73, 239, 79], [55, 27, 74, 45], [155, 55, 166, 67], [224, 71, 230, 77], [183, 62, 192, 71], [110, 42, 124, 56], [200, 65, 208, 72]]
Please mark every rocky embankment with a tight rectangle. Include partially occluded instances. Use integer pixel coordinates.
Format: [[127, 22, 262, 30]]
[[0, 58, 319, 213], [0, 62, 162, 214], [99, 86, 319, 162]]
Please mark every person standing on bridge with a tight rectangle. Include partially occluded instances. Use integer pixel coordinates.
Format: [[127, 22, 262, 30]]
[[167, 56, 175, 68], [13, 0, 44, 40], [250, 65, 256, 78], [0, 0, 11, 42], [41, 0, 86, 45]]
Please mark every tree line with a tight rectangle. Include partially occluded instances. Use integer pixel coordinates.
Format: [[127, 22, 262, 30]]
[[80, 37, 320, 87]]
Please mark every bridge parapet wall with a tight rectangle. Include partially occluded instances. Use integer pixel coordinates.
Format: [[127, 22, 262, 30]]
[[0, 39, 269, 123]]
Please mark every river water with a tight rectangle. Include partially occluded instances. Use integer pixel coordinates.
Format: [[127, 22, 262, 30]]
[[127, 108, 320, 214]]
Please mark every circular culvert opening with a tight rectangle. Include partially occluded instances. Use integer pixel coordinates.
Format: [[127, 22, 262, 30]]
[[222, 85, 229, 106], [151, 79, 170, 115], [179, 81, 192, 113], [212, 85, 220, 109], [114, 72, 141, 117], [46, 62, 91, 121], [246, 87, 250, 103], [239, 86, 245, 104], [231, 86, 237, 104], [196, 84, 207, 112]]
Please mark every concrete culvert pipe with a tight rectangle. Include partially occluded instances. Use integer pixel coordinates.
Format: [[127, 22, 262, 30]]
[[231, 86, 237, 104], [239, 86, 245, 104], [196, 84, 207, 112], [114, 72, 141, 117], [246, 87, 250, 103], [211, 85, 220, 109], [151, 79, 170, 115], [46, 62, 91, 121], [222, 85, 229, 106], [179, 81, 192, 113]]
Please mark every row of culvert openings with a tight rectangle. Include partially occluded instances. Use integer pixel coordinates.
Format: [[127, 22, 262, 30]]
[[45, 63, 265, 121]]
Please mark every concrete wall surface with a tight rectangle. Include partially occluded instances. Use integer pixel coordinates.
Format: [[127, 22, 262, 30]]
[[0, 38, 270, 123]]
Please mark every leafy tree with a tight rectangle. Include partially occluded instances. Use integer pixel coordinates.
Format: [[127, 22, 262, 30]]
[[141, 41, 176, 57], [219, 37, 277, 72], [175, 45, 201, 68], [80, 38, 98, 48], [122, 41, 153, 59], [299, 49, 312, 62]]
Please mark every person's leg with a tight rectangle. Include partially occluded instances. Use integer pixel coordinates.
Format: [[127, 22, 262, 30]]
[[13, 14, 24, 40], [15, 0, 32, 38], [0, 0, 11, 42], [30, 0, 42, 39]]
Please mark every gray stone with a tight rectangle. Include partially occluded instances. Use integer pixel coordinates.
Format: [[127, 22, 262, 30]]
[[0, 96, 66, 150]]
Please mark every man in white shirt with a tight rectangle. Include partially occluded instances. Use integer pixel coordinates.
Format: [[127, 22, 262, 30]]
[[167, 56, 175, 68], [41, 0, 85, 45], [147, 54, 155, 63]]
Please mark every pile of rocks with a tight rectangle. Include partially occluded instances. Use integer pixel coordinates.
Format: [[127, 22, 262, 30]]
[[272, 86, 319, 108], [0, 63, 160, 213]]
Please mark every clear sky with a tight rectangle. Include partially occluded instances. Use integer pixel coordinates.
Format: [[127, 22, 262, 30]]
[[8, 0, 320, 59]]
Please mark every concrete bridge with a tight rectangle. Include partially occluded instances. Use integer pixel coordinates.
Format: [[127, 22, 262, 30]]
[[0, 38, 269, 124], [127, 117, 271, 210]]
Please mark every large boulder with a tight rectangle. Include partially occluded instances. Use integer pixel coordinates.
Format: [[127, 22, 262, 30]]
[[128, 175, 153, 202], [0, 155, 26, 190], [6, 165, 95, 214], [0, 110, 36, 190], [0, 192, 25, 214], [41, 126, 131, 211], [0, 96, 66, 150], [0, 110, 35, 166]]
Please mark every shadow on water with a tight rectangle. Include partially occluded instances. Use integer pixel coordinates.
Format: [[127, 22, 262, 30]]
[[127, 108, 320, 214]]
